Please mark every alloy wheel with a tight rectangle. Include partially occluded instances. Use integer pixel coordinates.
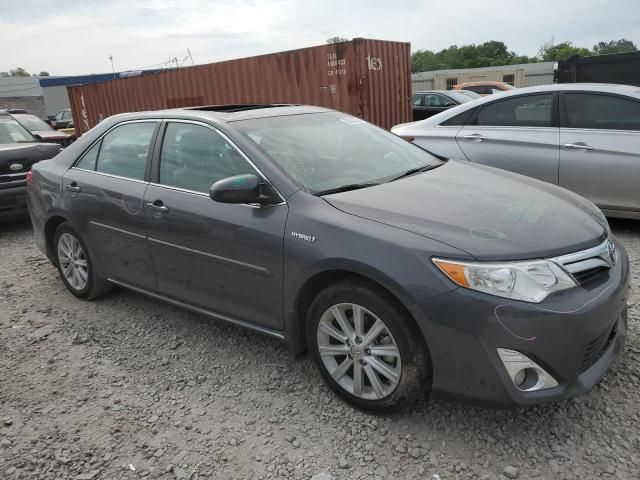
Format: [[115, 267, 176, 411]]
[[57, 233, 89, 291], [316, 303, 402, 400]]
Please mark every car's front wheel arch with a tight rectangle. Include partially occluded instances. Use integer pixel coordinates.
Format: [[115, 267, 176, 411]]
[[303, 276, 433, 411]]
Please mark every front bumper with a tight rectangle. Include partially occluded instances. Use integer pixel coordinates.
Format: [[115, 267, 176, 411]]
[[0, 186, 28, 219], [411, 240, 630, 407]]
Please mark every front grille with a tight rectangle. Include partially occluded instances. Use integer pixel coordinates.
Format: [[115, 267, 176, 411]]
[[571, 266, 610, 285], [581, 323, 617, 372], [551, 239, 616, 287], [0, 171, 27, 190]]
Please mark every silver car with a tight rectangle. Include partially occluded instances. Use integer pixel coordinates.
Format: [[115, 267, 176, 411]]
[[392, 83, 640, 219]]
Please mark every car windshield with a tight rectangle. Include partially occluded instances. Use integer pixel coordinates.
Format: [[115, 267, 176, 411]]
[[0, 117, 36, 143], [14, 114, 53, 132], [234, 112, 442, 194], [444, 91, 478, 103]]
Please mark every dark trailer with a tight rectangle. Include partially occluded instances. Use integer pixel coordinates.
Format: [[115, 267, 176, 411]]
[[555, 51, 640, 87]]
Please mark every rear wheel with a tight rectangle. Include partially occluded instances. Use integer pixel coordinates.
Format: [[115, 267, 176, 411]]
[[306, 280, 430, 412], [53, 223, 111, 300]]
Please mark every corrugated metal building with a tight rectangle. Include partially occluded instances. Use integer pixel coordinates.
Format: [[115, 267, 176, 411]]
[[68, 38, 412, 135], [412, 62, 555, 91], [0, 77, 47, 118]]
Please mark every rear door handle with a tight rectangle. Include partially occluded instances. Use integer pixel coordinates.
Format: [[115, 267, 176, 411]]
[[564, 143, 594, 150], [145, 201, 169, 214], [66, 183, 81, 193], [463, 134, 486, 142]]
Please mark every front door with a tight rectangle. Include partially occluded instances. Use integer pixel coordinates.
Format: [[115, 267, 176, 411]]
[[62, 120, 159, 289], [456, 93, 560, 184], [559, 92, 640, 214], [145, 121, 288, 330]]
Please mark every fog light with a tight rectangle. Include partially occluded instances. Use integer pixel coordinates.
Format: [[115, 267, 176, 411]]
[[497, 349, 558, 392]]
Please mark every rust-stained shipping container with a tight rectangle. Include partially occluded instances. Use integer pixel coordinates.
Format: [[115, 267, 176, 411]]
[[68, 38, 411, 135]]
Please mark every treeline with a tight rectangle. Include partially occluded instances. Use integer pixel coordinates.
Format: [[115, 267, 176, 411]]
[[411, 38, 638, 73]]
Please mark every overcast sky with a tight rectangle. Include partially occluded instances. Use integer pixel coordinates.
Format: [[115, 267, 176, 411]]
[[2, 0, 639, 76]]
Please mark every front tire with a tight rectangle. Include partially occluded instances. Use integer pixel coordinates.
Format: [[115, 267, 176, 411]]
[[53, 223, 111, 300], [306, 280, 430, 412]]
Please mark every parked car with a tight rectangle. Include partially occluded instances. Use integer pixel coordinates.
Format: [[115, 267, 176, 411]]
[[392, 83, 640, 220], [28, 105, 628, 411], [59, 120, 76, 140], [0, 111, 60, 220], [454, 81, 515, 96], [49, 109, 73, 129], [411, 90, 480, 121], [10, 112, 73, 147]]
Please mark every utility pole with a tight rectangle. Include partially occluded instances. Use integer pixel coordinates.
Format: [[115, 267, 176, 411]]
[[187, 48, 195, 66]]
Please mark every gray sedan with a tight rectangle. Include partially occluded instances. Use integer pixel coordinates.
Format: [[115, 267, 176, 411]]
[[28, 105, 629, 411], [393, 83, 640, 220]]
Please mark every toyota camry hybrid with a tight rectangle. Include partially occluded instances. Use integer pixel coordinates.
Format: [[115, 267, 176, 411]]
[[27, 105, 629, 411]]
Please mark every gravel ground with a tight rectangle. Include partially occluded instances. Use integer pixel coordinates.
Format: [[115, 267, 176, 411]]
[[1, 218, 639, 480]]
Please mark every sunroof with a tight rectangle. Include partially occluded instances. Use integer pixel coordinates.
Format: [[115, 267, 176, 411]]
[[185, 104, 295, 113]]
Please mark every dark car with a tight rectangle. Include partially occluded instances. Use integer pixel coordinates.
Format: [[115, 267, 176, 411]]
[[0, 112, 60, 220], [11, 112, 74, 147], [411, 90, 480, 121], [27, 105, 629, 411], [49, 109, 73, 129]]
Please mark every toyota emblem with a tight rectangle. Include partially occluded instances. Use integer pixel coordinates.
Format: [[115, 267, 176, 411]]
[[9, 163, 23, 171]]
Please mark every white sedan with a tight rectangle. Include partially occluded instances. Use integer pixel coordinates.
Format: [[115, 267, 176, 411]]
[[392, 83, 640, 219]]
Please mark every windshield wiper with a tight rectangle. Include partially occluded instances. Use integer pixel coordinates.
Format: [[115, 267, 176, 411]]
[[314, 182, 379, 196], [389, 163, 442, 182]]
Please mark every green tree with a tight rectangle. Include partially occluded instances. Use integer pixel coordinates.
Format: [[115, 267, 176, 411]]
[[593, 39, 638, 55], [38, 71, 51, 76], [1, 67, 31, 77], [537, 41, 591, 61], [327, 36, 349, 44], [411, 41, 536, 73]]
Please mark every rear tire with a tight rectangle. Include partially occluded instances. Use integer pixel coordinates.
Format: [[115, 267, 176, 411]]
[[53, 222, 112, 300], [306, 279, 431, 412]]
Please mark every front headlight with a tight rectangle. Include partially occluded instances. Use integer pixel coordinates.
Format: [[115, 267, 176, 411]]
[[433, 258, 577, 303]]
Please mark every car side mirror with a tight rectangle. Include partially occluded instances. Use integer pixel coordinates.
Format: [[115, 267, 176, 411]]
[[210, 174, 277, 205]]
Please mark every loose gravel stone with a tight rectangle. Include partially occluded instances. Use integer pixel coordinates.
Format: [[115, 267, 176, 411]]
[[503, 465, 518, 479], [0, 219, 639, 480]]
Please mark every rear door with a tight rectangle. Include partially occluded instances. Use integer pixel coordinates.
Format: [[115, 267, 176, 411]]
[[456, 93, 560, 184], [559, 92, 640, 214], [62, 120, 159, 289], [144, 120, 288, 330]]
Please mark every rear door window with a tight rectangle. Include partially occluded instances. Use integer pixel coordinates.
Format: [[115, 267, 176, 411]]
[[476, 94, 553, 127], [158, 122, 257, 194], [91, 122, 157, 180], [76, 142, 101, 170], [563, 93, 640, 131]]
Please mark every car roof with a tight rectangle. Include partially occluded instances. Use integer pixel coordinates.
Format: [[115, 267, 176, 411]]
[[413, 90, 457, 95], [103, 104, 333, 124], [456, 81, 508, 87]]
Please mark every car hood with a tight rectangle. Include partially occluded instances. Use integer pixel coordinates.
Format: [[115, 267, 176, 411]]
[[32, 130, 70, 140], [323, 160, 608, 261]]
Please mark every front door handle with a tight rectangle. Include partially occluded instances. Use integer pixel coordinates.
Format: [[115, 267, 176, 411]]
[[145, 201, 169, 214], [463, 134, 486, 142], [564, 142, 594, 150], [66, 183, 81, 193]]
